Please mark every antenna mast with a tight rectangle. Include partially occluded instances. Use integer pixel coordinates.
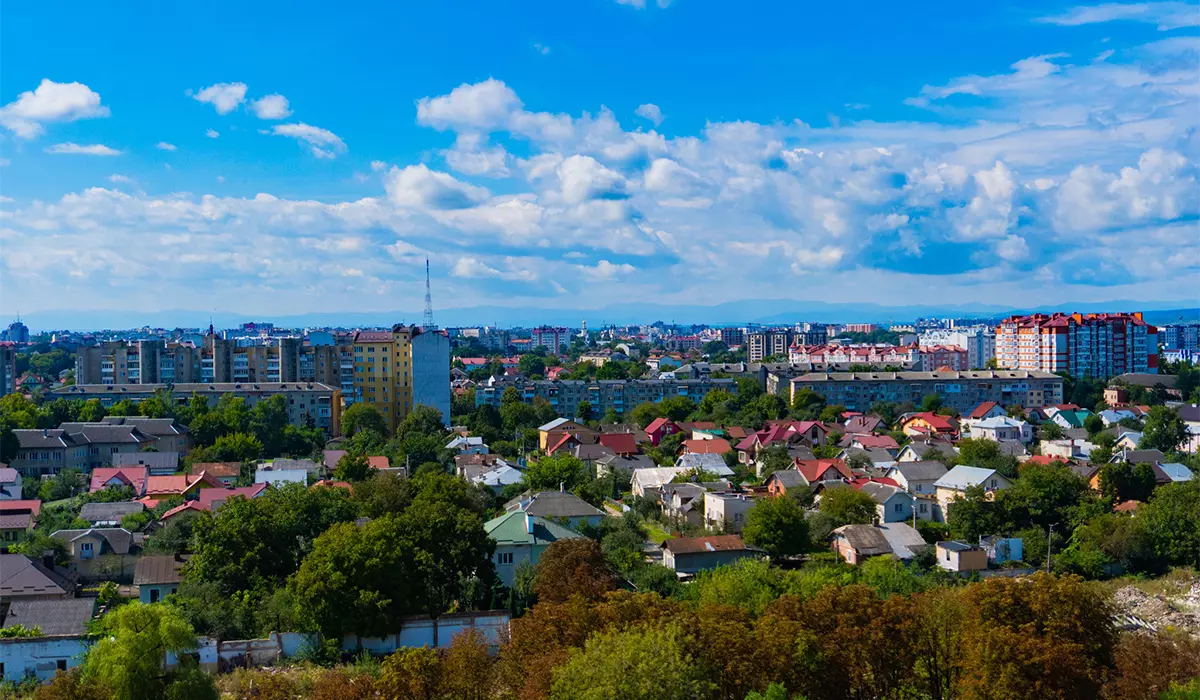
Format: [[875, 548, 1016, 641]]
[[422, 258, 437, 330]]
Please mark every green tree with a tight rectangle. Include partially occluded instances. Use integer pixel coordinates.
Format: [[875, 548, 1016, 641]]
[[1039, 422, 1065, 441], [82, 603, 198, 700], [342, 403, 389, 438], [658, 396, 696, 422], [335, 453, 371, 482], [576, 400, 594, 422], [791, 388, 826, 420], [518, 354, 546, 377], [743, 495, 811, 558], [818, 487, 877, 528], [1000, 463, 1091, 530], [549, 625, 713, 700], [1139, 480, 1200, 567], [953, 438, 1019, 480], [946, 485, 1007, 542], [921, 394, 943, 412], [1098, 462, 1156, 503], [1084, 413, 1105, 436], [629, 401, 662, 429], [1140, 406, 1188, 453], [77, 398, 108, 423], [397, 405, 448, 441], [523, 454, 588, 492]]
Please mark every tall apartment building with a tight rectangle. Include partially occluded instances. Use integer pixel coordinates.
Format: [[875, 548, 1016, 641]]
[[2, 319, 30, 344], [411, 328, 451, 426], [918, 346, 969, 371], [530, 326, 570, 352], [0, 341, 16, 395], [1162, 322, 1200, 353], [790, 370, 1064, 413], [475, 377, 737, 418], [995, 313, 1158, 379], [352, 327, 412, 434], [747, 330, 796, 362], [919, 327, 995, 369], [719, 327, 746, 347], [841, 323, 878, 334]]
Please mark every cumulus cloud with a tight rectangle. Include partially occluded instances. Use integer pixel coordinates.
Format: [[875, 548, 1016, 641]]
[[635, 103, 663, 126], [385, 164, 489, 209], [250, 94, 292, 119], [155, 142, 177, 151], [192, 82, 248, 114], [1038, 2, 1200, 30], [45, 143, 122, 156], [270, 122, 347, 158], [556, 155, 627, 204], [452, 256, 538, 281], [0, 79, 109, 139], [205, 129, 220, 139]]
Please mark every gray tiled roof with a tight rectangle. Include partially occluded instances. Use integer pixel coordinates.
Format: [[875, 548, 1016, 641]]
[[832, 524, 892, 556], [2, 597, 96, 636], [510, 491, 603, 518], [79, 501, 146, 524], [888, 461, 948, 482], [133, 555, 188, 585], [100, 416, 189, 436], [0, 554, 70, 598], [52, 528, 139, 555]]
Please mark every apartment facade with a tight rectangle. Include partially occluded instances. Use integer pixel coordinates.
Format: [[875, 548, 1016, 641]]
[[411, 328, 451, 426], [919, 327, 995, 369], [475, 377, 737, 417], [790, 370, 1064, 413], [995, 312, 1157, 379], [49, 382, 341, 434], [1162, 322, 1199, 353], [918, 346, 969, 371], [352, 327, 412, 434], [747, 330, 796, 362], [787, 344, 919, 367], [530, 326, 570, 351], [0, 341, 16, 395]]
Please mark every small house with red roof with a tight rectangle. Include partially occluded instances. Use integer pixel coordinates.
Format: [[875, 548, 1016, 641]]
[[196, 484, 269, 511], [89, 467, 149, 496], [794, 459, 854, 486], [643, 417, 681, 446], [899, 412, 959, 438], [0, 499, 41, 543], [597, 432, 639, 456], [680, 438, 732, 456], [967, 401, 1006, 421]]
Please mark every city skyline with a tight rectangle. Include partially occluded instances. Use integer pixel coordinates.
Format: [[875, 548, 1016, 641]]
[[2, 1, 1198, 316]]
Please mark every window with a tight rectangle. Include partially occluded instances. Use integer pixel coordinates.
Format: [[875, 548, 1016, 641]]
[[81, 541, 94, 559], [498, 552, 514, 565], [150, 588, 160, 603], [57, 660, 67, 672], [919, 503, 928, 513], [990, 479, 997, 488], [894, 503, 903, 513]]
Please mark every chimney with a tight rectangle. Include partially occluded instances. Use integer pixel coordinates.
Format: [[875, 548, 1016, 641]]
[[43, 428, 49, 438], [525, 512, 534, 535], [42, 551, 55, 570]]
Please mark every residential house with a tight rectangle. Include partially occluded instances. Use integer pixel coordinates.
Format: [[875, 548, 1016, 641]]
[[936, 541, 989, 572], [968, 416, 1033, 443], [157, 501, 211, 524], [14, 423, 157, 476], [899, 413, 959, 439], [0, 467, 23, 500], [877, 522, 928, 560], [843, 415, 884, 434], [0, 554, 73, 602], [597, 432, 640, 456], [675, 453, 733, 476], [79, 502, 145, 528], [445, 436, 489, 454], [595, 453, 655, 477], [88, 467, 148, 496], [485, 511, 583, 587], [254, 466, 308, 487], [857, 481, 920, 523], [50, 528, 142, 581], [764, 470, 808, 498], [831, 524, 893, 565], [632, 467, 688, 499], [537, 418, 588, 451], [196, 483, 269, 510], [143, 473, 214, 503], [643, 417, 682, 446], [1051, 408, 1096, 430], [884, 461, 948, 498], [794, 459, 854, 487], [1114, 432, 1143, 451], [322, 450, 348, 471], [1099, 409, 1138, 427], [2, 597, 96, 637], [897, 440, 956, 463], [110, 451, 181, 476], [662, 535, 760, 575], [134, 555, 187, 603], [703, 492, 754, 533], [1110, 448, 1167, 465], [933, 466, 1012, 521], [838, 447, 897, 470], [661, 482, 709, 527], [504, 491, 604, 529], [99, 416, 190, 453], [0, 500, 39, 545], [0, 598, 96, 682], [681, 438, 733, 456], [189, 462, 241, 486], [470, 462, 525, 494], [967, 401, 1006, 421], [1156, 463, 1194, 484], [841, 433, 900, 452]]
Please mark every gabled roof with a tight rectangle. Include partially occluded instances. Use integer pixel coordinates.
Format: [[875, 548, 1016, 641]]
[[89, 467, 149, 495], [189, 462, 241, 479], [846, 434, 899, 450], [832, 524, 892, 556], [934, 465, 1003, 490], [508, 491, 603, 519], [2, 597, 96, 635], [886, 461, 948, 482], [100, 416, 189, 437], [675, 453, 734, 475], [1111, 448, 1166, 465], [856, 481, 908, 504], [537, 417, 574, 432], [0, 499, 41, 517], [877, 522, 927, 560], [1155, 463, 1193, 483], [0, 467, 18, 484], [968, 401, 1002, 419], [598, 432, 639, 455], [111, 451, 181, 472], [158, 501, 211, 521], [844, 415, 884, 434], [0, 554, 69, 598], [795, 459, 854, 483], [663, 534, 753, 555], [197, 483, 268, 509], [484, 511, 583, 546], [144, 474, 211, 496], [767, 470, 806, 488], [367, 455, 391, 469], [681, 438, 731, 455], [79, 501, 145, 524], [902, 412, 958, 432], [52, 528, 138, 555]]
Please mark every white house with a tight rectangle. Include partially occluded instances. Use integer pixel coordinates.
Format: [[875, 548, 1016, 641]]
[[884, 461, 948, 497], [445, 436, 489, 455], [857, 482, 924, 523], [967, 416, 1033, 444], [702, 492, 754, 534], [933, 466, 1012, 521]]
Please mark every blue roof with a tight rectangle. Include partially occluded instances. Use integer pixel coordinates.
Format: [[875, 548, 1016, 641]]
[[934, 465, 1001, 490], [1158, 463, 1194, 482]]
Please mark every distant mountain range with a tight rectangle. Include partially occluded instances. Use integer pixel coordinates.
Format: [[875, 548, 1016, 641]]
[[7, 300, 1198, 332]]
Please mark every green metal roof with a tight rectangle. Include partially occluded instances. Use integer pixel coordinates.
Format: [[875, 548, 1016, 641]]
[[484, 510, 584, 546]]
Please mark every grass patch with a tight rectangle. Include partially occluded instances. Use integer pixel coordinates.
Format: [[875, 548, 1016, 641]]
[[644, 521, 671, 545]]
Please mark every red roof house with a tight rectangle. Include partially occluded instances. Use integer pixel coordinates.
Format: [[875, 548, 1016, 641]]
[[196, 484, 269, 510], [795, 459, 854, 484], [643, 417, 680, 446], [89, 467, 149, 496], [598, 432, 639, 456]]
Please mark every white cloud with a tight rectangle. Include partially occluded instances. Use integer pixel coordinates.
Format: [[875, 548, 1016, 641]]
[[452, 256, 537, 281], [370, 160, 388, 172], [205, 129, 220, 139], [556, 155, 627, 204], [250, 94, 292, 119], [417, 78, 521, 132], [1038, 3, 1200, 30], [107, 174, 134, 184], [534, 43, 551, 55], [155, 142, 177, 151], [635, 103, 663, 126], [45, 143, 122, 156], [192, 82, 248, 114], [270, 122, 347, 158], [578, 260, 635, 280], [442, 133, 510, 177], [385, 164, 489, 209], [0, 79, 109, 139]]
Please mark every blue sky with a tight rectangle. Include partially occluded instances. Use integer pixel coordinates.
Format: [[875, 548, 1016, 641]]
[[1, 0, 1197, 318]]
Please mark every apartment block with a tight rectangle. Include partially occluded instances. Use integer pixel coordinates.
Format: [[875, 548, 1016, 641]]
[[530, 326, 570, 351], [747, 330, 796, 362], [1162, 322, 1200, 353], [995, 312, 1157, 379], [788, 344, 919, 367], [790, 370, 1064, 413], [919, 327, 995, 369], [352, 327, 412, 434], [475, 377, 737, 418], [719, 327, 746, 347], [411, 328, 451, 426], [50, 382, 341, 434], [0, 341, 16, 395], [918, 346, 969, 371]]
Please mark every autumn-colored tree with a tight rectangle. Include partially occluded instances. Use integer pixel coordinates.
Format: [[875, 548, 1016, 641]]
[[377, 647, 444, 700], [32, 671, 112, 700], [309, 670, 378, 700], [533, 538, 617, 603], [686, 604, 769, 700], [496, 596, 599, 700], [956, 573, 1115, 700], [442, 629, 495, 700], [1104, 631, 1200, 700]]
